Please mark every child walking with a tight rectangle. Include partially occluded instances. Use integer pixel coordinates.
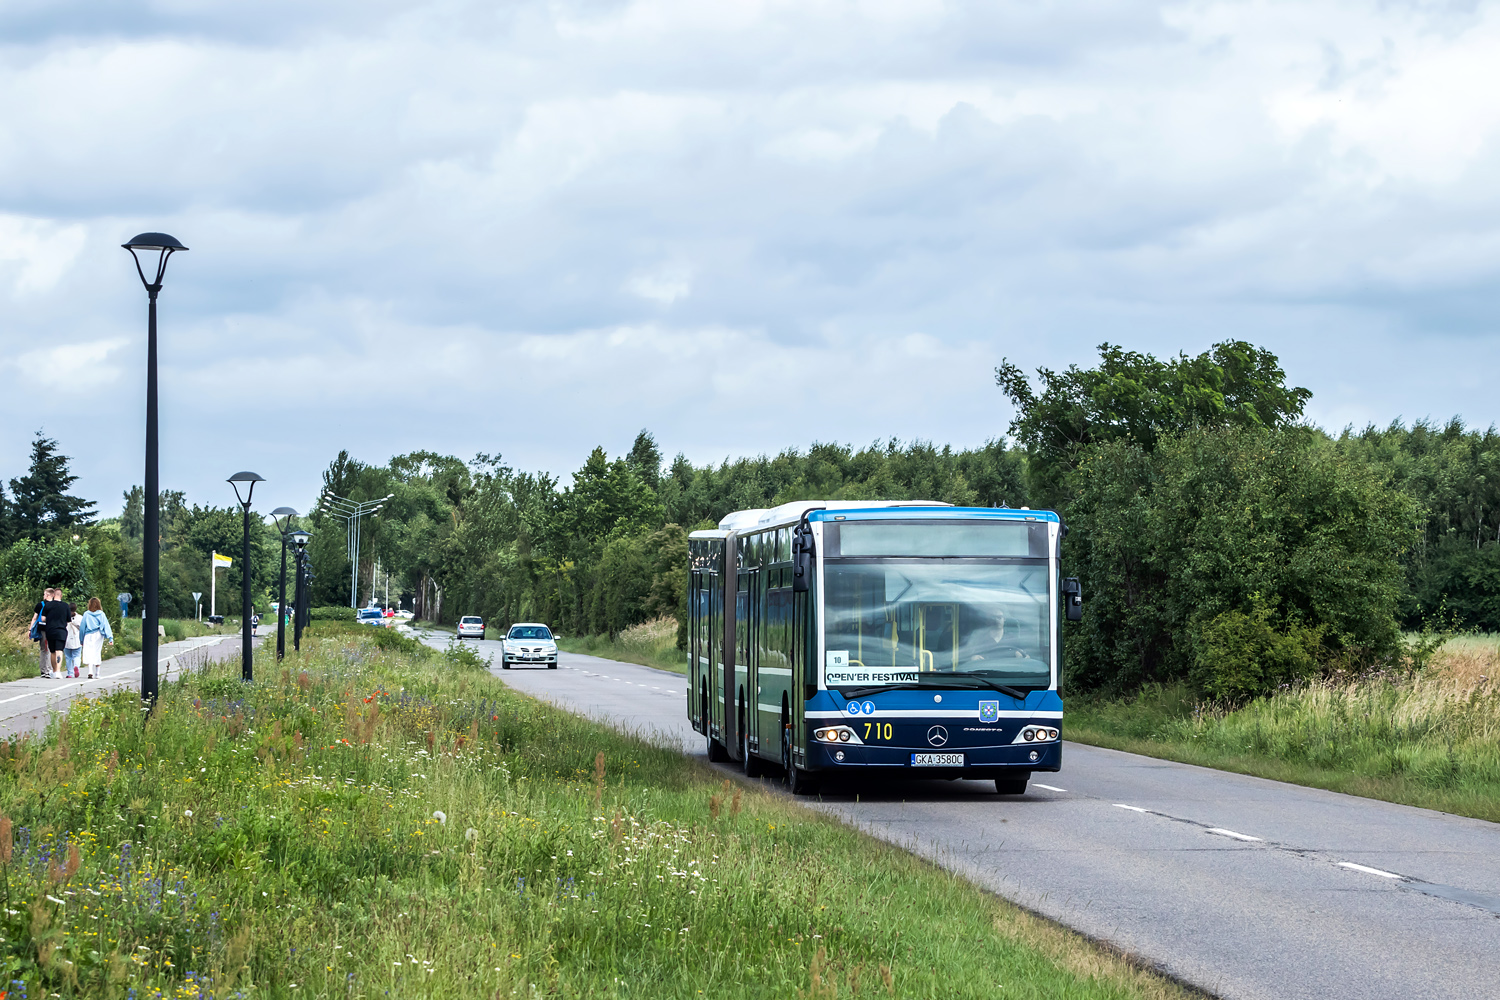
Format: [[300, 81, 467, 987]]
[[64, 604, 82, 678]]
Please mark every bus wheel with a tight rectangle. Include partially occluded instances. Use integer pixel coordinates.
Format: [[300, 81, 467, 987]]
[[995, 776, 1028, 795], [707, 735, 730, 763], [743, 730, 765, 778], [788, 763, 820, 796]]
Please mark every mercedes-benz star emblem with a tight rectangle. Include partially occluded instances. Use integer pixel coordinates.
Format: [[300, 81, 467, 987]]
[[926, 725, 948, 747]]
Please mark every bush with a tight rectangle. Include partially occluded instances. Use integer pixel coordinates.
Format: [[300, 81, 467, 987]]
[[1192, 596, 1325, 701], [443, 635, 490, 669], [310, 606, 356, 621]]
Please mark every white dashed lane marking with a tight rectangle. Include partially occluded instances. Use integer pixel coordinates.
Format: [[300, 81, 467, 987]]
[[1033, 783, 1067, 792], [1339, 862, 1404, 880], [1207, 828, 1263, 842]]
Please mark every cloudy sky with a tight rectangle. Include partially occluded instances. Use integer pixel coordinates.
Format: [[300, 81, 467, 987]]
[[3, 0, 1499, 515]]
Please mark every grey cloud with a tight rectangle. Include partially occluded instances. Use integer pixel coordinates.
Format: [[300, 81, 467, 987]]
[[3, 0, 1500, 511]]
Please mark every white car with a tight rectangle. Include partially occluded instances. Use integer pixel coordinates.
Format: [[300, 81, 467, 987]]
[[501, 623, 557, 669], [456, 616, 486, 640]]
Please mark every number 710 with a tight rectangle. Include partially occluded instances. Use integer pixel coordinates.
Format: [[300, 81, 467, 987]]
[[863, 722, 893, 741]]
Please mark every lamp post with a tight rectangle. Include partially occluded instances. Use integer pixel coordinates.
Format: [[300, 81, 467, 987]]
[[291, 530, 310, 652], [316, 492, 394, 607], [268, 507, 297, 662], [122, 233, 187, 711], [227, 472, 265, 681]]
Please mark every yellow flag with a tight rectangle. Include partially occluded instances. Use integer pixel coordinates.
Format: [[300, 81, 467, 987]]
[[213, 552, 232, 568]]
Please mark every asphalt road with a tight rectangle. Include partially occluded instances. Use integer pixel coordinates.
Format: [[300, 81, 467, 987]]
[[0, 633, 247, 739], [419, 630, 1500, 1000]]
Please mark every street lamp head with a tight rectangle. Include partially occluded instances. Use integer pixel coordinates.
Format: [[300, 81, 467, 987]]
[[227, 471, 265, 507], [122, 233, 188, 291], [269, 506, 298, 534], [290, 529, 311, 549]]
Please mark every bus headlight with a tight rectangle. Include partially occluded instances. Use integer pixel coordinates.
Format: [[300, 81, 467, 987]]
[[814, 726, 863, 745], [1012, 726, 1060, 745]]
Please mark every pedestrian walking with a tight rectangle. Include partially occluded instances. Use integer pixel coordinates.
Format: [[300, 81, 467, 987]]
[[251, 612, 260, 637], [40, 589, 72, 679], [64, 603, 82, 678], [28, 588, 53, 678], [78, 597, 114, 679]]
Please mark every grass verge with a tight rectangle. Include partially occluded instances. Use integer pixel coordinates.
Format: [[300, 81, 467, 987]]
[[1067, 636, 1500, 823], [558, 617, 686, 674], [0, 628, 1193, 999]]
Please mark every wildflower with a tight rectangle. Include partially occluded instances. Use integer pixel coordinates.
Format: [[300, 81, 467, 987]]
[[465, 828, 478, 842], [184, 810, 193, 818], [433, 810, 447, 825]]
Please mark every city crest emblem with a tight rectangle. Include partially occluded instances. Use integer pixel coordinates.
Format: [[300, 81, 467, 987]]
[[978, 701, 1000, 723]]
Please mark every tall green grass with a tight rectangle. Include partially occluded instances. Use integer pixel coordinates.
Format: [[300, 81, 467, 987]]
[[1068, 637, 1500, 821], [0, 629, 1190, 999], [558, 617, 685, 674]]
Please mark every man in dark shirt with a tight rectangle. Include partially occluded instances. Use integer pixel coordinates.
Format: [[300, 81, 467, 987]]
[[42, 591, 72, 679]]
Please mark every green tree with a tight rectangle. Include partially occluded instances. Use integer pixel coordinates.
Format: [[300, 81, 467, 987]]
[[0, 537, 92, 600], [1065, 426, 1418, 695], [0, 480, 14, 548], [1335, 418, 1500, 629], [121, 486, 144, 546], [9, 433, 97, 541], [557, 447, 664, 545], [643, 523, 690, 647], [626, 430, 662, 491], [996, 342, 1311, 502]]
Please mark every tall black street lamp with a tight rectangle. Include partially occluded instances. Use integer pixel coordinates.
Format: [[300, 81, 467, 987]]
[[122, 233, 188, 711], [269, 507, 297, 662], [228, 471, 265, 681], [291, 530, 310, 652]]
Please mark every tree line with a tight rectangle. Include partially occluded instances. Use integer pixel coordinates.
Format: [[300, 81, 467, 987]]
[[9, 338, 1500, 700], [286, 341, 1500, 701]]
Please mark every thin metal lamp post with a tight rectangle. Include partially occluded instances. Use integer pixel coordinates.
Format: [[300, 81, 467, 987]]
[[228, 472, 265, 681], [269, 507, 298, 662], [291, 530, 310, 651], [316, 492, 393, 607], [122, 233, 187, 712]]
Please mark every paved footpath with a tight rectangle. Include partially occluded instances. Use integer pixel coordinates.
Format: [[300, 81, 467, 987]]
[[0, 634, 244, 739], [419, 630, 1500, 1000]]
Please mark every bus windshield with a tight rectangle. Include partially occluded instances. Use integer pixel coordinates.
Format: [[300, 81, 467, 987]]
[[823, 560, 1051, 692]]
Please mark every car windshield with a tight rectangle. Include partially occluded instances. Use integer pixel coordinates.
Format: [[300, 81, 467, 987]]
[[357, 609, 381, 618], [508, 626, 552, 640], [461, 617, 482, 624], [822, 558, 1051, 692]]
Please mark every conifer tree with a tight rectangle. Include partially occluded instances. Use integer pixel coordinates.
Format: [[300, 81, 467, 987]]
[[8, 432, 97, 541]]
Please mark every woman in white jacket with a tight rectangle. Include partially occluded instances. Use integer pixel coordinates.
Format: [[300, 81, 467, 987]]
[[78, 597, 114, 679]]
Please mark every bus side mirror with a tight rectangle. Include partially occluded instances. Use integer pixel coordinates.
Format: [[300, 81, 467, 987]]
[[792, 525, 814, 593], [1062, 578, 1082, 622]]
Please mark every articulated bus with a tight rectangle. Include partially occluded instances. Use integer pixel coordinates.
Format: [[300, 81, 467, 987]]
[[687, 501, 1082, 795]]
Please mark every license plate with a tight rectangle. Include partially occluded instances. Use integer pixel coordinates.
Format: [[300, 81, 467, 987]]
[[910, 753, 965, 767]]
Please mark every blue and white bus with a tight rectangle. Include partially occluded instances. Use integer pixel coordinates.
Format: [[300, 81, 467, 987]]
[[688, 501, 1081, 795]]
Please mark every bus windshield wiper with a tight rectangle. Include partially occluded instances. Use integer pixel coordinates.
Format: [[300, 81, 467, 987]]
[[837, 676, 1031, 701]]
